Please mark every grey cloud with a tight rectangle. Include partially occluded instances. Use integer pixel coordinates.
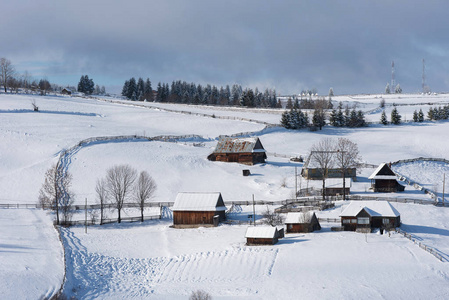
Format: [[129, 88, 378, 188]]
[[2, 0, 449, 95]]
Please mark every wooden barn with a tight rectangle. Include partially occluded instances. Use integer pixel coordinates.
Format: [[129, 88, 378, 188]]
[[340, 201, 401, 232], [172, 192, 227, 227], [324, 178, 352, 196], [207, 137, 267, 165], [369, 163, 405, 192], [285, 211, 321, 233], [301, 153, 356, 180], [245, 226, 280, 245], [61, 88, 72, 95]]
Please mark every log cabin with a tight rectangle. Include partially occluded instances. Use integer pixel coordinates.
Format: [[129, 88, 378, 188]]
[[172, 192, 227, 227], [245, 226, 280, 245], [207, 137, 267, 165], [369, 163, 405, 192], [285, 211, 321, 233]]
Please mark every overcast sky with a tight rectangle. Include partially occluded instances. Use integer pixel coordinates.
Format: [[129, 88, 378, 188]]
[[2, 0, 449, 95]]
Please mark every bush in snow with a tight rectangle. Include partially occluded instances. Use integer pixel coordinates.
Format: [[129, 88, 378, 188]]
[[189, 290, 212, 300]]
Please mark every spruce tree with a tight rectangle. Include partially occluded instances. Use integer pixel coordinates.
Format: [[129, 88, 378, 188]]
[[281, 111, 290, 129], [385, 83, 391, 94], [380, 110, 388, 125], [418, 109, 424, 122], [356, 110, 366, 127], [413, 110, 419, 122], [391, 107, 401, 125], [144, 78, 152, 101]]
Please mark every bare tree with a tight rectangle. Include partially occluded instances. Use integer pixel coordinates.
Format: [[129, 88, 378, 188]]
[[262, 206, 284, 226], [38, 164, 73, 225], [0, 58, 15, 93], [105, 165, 137, 223], [95, 178, 108, 225], [335, 138, 362, 200], [135, 171, 157, 222], [189, 290, 212, 300], [310, 138, 336, 200]]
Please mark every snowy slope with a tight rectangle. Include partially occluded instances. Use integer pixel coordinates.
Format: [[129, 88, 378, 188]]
[[2, 93, 449, 299]]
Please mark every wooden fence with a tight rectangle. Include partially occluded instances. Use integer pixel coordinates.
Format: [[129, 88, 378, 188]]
[[60, 214, 161, 227], [395, 228, 444, 262]]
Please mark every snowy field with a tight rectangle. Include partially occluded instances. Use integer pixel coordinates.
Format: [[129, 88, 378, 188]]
[[1, 93, 449, 298]]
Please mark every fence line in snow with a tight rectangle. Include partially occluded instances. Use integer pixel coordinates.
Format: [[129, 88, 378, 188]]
[[391, 157, 449, 203], [395, 228, 445, 262]]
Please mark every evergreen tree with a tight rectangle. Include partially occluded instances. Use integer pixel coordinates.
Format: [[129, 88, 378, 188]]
[[136, 77, 145, 101], [418, 109, 424, 122], [380, 110, 388, 125], [413, 110, 419, 122], [128, 77, 137, 100], [385, 83, 391, 94], [280, 111, 290, 129], [78, 75, 95, 95], [427, 107, 434, 120], [156, 82, 163, 102], [395, 84, 402, 94], [356, 110, 366, 127], [329, 108, 338, 126], [329, 87, 334, 98], [286, 97, 293, 109], [121, 80, 129, 98], [144, 78, 153, 101], [293, 98, 300, 109], [391, 107, 401, 125], [312, 108, 326, 130]]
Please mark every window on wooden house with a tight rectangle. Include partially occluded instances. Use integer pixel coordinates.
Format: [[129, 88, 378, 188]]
[[357, 217, 370, 225]]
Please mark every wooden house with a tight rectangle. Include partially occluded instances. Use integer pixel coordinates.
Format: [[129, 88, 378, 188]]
[[245, 226, 280, 245], [369, 163, 405, 192], [172, 192, 227, 227], [324, 178, 352, 196], [207, 137, 267, 165], [61, 88, 72, 95], [340, 201, 400, 232], [301, 153, 356, 180], [285, 211, 321, 233]]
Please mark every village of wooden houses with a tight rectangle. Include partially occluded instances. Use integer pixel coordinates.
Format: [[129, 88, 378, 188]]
[[171, 136, 408, 246]]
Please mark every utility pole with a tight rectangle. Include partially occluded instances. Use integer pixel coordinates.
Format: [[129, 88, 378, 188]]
[[295, 166, 298, 200], [252, 194, 256, 226]]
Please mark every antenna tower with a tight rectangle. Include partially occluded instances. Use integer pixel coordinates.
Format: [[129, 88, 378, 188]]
[[391, 61, 395, 91], [422, 59, 426, 93]]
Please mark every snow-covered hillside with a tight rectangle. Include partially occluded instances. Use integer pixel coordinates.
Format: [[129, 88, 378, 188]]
[[1, 93, 449, 299]]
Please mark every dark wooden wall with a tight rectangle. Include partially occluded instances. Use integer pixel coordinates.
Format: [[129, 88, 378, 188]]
[[173, 211, 225, 225], [246, 237, 278, 245]]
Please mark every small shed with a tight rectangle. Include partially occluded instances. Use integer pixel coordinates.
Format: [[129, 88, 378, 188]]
[[61, 88, 72, 95], [172, 192, 227, 227], [340, 201, 401, 232], [207, 137, 267, 165], [369, 163, 405, 192], [245, 226, 279, 245], [301, 153, 356, 180], [324, 178, 352, 196], [285, 211, 321, 233]]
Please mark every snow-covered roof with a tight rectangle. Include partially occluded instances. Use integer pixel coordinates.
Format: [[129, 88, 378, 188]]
[[213, 137, 265, 154], [245, 226, 278, 238], [172, 192, 227, 211], [339, 201, 400, 218], [325, 178, 352, 188], [285, 211, 316, 224], [368, 163, 397, 180]]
